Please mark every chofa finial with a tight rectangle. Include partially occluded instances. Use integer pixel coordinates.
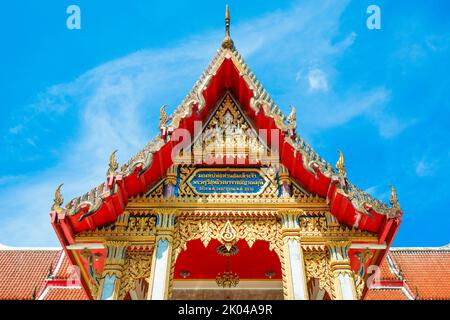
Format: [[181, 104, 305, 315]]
[[222, 4, 235, 49], [336, 150, 347, 178], [107, 150, 119, 176], [288, 105, 297, 129], [51, 183, 64, 212], [159, 105, 169, 129], [390, 185, 399, 206]]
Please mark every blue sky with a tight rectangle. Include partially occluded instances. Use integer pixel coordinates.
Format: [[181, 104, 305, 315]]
[[0, 0, 449, 247]]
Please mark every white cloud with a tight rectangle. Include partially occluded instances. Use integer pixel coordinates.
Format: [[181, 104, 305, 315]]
[[415, 159, 435, 177], [9, 125, 23, 135], [307, 68, 329, 92]]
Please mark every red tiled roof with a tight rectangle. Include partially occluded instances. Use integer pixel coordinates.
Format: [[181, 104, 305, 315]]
[[390, 249, 450, 300], [365, 246, 450, 300], [378, 254, 400, 281], [365, 288, 408, 300], [41, 287, 87, 300], [53, 251, 74, 279], [0, 248, 61, 300]]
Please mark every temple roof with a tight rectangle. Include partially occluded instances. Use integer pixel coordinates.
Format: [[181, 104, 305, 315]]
[[365, 244, 450, 300], [50, 7, 402, 251], [0, 246, 87, 300]]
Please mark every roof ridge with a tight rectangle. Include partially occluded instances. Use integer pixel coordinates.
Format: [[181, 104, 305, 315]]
[[0, 243, 61, 251], [390, 244, 450, 252]]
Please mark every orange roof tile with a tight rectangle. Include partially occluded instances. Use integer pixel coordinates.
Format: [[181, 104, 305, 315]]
[[390, 248, 450, 300], [365, 288, 409, 300], [0, 249, 61, 300], [53, 251, 74, 280], [377, 255, 399, 281], [41, 287, 87, 300]]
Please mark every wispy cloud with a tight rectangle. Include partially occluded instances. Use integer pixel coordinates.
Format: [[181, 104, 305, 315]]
[[307, 68, 329, 93], [415, 158, 436, 177]]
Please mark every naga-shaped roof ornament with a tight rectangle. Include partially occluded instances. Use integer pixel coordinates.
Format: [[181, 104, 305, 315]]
[[221, 5, 235, 50], [390, 185, 399, 207], [287, 105, 297, 129], [106, 150, 119, 176], [336, 149, 347, 178], [51, 183, 64, 212], [159, 105, 169, 129]]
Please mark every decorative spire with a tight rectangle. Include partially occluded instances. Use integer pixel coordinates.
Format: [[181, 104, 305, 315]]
[[107, 150, 119, 176], [159, 105, 169, 129], [221, 5, 235, 49], [389, 185, 399, 207], [287, 105, 297, 129], [336, 150, 347, 178], [51, 184, 64, 212]]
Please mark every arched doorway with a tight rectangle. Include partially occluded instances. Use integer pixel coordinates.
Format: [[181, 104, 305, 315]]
[[172, 239, 283, 299]]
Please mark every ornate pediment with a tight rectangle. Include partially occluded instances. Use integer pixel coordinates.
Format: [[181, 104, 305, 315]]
[[190, 92, 276, 165]]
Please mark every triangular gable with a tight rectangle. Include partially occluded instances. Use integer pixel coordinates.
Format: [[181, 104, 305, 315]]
[[51, 15, 401, 242], [185, 91, 276, 165]]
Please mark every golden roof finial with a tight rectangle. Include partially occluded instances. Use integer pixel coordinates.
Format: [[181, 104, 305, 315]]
[[159, 105, 168, 128], [222, 4, 235, 50], [225, 4, 230, 35], [51, 183, 64, 212], [336, 150, 347, 178], [107, 150, 119, 176], [288, 105, 297, 128], [389, 184, 399, 206]]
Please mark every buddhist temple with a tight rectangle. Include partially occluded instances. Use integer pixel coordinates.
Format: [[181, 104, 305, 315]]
[[1, 6, 449, 301]]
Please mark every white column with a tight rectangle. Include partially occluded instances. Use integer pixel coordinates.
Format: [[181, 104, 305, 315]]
[[328, 241, 358, 300], [147, 210, 176, 300], [149, 239, 172, 299], [280, 209, 309, 300], [287, 239, 308, 300]]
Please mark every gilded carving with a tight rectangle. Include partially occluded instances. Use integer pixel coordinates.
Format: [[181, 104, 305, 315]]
[[51, 183, 64, 213], [304, 250, 335, 299], [128, 215, 156, 233], [173, 215, 283, 260], [107, 150, 119, 177], [76, 214, 157, 239], [354, 250, 374, 299], [187, 93, 275, 165], [118, 251, 153, 300]]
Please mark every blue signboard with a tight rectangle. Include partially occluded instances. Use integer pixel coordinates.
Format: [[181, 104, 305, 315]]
[[188, 169, 267, 195]]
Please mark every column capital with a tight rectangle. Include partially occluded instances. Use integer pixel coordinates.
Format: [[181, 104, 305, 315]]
[[279, 209, 304, 238], [278, 165, 291, 185], [103, 240, 130, 278], [154, 208, 177, 240], [327, 240, 352, 272], [164, 164, 178, 186], [327, 240, 357, 299]]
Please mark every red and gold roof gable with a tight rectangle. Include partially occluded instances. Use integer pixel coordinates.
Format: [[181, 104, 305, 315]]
[[50, 8, 402, 244]]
